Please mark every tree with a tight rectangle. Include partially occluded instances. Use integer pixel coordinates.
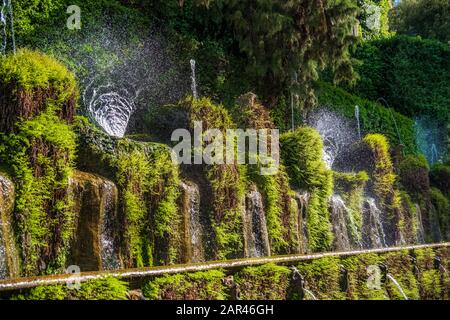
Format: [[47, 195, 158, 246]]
[[389, 0, 450, 43], [194, 0, 359, 110]]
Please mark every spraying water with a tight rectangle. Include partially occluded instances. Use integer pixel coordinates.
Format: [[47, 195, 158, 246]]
[[84, 81, 136, 138], [308, 108, 358, 169], [190, 59, 198, 99], [291, 266, 318, 300], [414, 116, 446, 165], [0, 0, 15, 54], [355, 105, 361, 141], [386, 274, 408, 300]]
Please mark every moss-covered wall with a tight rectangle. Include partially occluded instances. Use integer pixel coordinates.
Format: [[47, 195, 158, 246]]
[[75, 118, 181, 268], [0, 50, 78, 276], [10, 245, 449, 300]]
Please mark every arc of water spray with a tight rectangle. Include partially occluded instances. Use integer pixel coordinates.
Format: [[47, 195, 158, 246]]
[[377, 98, 402, 147], [386, 274, 409, 300]]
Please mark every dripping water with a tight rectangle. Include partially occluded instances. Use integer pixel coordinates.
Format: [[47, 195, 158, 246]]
[[415, 204, 425, 244], [329, 195, 352, 251], [190, 59, 198, 99]]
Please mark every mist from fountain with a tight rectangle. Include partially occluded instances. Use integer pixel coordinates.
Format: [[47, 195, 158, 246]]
[[308, 108, 358, 169]]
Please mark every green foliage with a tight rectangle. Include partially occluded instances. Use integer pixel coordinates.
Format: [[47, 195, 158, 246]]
[[0, 49, 77, 101], [430, 188, 450, 238], [75, 119, 181, 267], [280, 127, 334, 252], [389, 0, 450, 43], [234, 264, 291, 300], [363, 134, 396, 202], [195, 0, 359, 107], [318, 81, 417, 154], [12, 277, 129, 300], [430, 164, 450, 196], [142, 270, 227, 300], [334, 171, 369, 242], [350, 36, 450, 122], [399, 155, 431, 195]]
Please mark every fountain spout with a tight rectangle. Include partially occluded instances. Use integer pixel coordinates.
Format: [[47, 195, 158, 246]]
[[290, 266, 318, 300]]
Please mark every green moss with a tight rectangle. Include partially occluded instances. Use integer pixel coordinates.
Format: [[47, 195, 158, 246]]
[[415, 248, 444, 300], [334, 171, 369, 243], [12, 277, 128, 300], [430, 164, 450, 196], [342, 253, 388, 300], [75, 118, 181, 267], [142, 270, 227, 300], [280, 128, 334, 252], [297, 257, 346, 300], [234, 264, 291, 300], [382, 251, 420, 300], [399, 155, 430, 195], [0, 49, 77, 102]]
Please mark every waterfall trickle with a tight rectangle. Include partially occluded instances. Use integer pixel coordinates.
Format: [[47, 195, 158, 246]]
[[69, 171, 121, 271], [100, 180, 121, 270], [0, 0, 15, 55], [294, 192, 310, 253], [355, 105, 361, 141], [83, 81, 136, 138], [415, 204, 425, 244], [190, 59, 198, 99], [329, 195, 353, 251], [244, 188, 270, 258], [362, 197, 387, 249], [180, 181, 204, 263]]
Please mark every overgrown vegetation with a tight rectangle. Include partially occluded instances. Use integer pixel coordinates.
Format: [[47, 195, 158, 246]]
[[0, 50, 78, 276], [280, 128, 333, 252], [142, 270, 227, 300]]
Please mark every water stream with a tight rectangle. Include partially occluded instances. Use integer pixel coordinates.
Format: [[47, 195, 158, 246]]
[[362, 197, 387, 249], [386, 273, 408, 300], [245, 189, 270, 258], [181, 181, 204, 263], [0, 0, 15, 55], [100, 181, 121, 270]]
